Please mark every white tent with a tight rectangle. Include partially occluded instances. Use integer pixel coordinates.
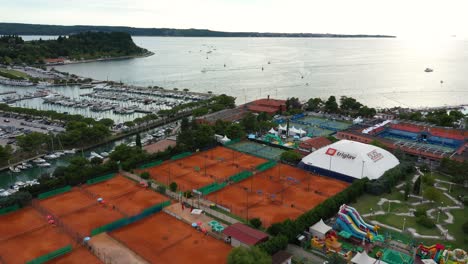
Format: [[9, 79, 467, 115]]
[[308, 219, 332, 238], [351, 251, 388, 264], [298, 128, 307, 136], [353, 117, 363, 124], [301, 140, 399, 180], [421, 260, 438, 264], [278, 124, 287, 133], [289, 127, 300, 136], [268, 128, 278, 135], [220, 135, 231, 144]]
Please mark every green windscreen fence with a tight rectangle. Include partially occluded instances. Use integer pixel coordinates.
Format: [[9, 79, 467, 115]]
[[138, 160, 163, 169], [86, 173, 116, 185], [229, 171, 253, 183], [256, 161, 277, 172], [90, 200, 170, 236], [0, 204, 20, 215], [198, 182, 227, 195], [224, 138, 241, 146], [38, 186, 72, 200], [26, 244, 72, 264], [170, 152, 192, 161]]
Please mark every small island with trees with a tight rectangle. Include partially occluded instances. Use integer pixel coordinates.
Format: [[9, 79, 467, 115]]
[[0, 31, 152, 65]]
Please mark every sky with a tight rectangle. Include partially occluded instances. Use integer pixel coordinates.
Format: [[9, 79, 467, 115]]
[[1, 0, 467, 38]]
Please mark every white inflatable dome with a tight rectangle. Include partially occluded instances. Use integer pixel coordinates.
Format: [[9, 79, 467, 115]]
[[301, 140, 399, 180]]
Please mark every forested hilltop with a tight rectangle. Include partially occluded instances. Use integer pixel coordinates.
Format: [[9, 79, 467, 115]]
[[0, 22, 396, 38], [0, 31, 150, 65]]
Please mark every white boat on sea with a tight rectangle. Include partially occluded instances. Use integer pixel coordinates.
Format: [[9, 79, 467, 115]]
[[33, 158, 47, 163], [37, 162, 51, 167], [9, 166, 20, 173], [64, 149, 76, 154], [44, 154, 58, 159]]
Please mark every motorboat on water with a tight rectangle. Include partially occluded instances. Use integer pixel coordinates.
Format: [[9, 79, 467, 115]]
[[37, 162, 51, 167], [33, 158, 47, 163], [9, 166, 20, 173], [425, 68, 433, 72], [44, 154, 58, 159], [64, 149, 77, 154], [22, 162, 33, 168], [100, 152, 109, 158]]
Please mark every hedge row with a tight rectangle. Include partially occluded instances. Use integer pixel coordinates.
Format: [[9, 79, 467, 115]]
[[365, 162, 415, 195]]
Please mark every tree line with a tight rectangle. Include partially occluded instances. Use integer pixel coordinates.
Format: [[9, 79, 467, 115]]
[[0, 32, 148, 65]]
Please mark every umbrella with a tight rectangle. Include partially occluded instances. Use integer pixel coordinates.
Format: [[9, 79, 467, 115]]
[[197, 221, 203, 227], [97, 197, 103, 202], [192, 223, 198, 228], [47, 215, 53, 219], [201, 228, 207, 233], [48, 219, 55, 224], [83, 237, 91, 242]]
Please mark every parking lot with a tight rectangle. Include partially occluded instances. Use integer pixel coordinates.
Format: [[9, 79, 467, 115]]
[[0, 113, 65, 146]]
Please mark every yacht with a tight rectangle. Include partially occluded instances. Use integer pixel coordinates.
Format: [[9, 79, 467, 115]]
[[22, 162, 33, 168], [37, 162, 51, 167], [64, 149, 77, 154], [44, 154, 58, 159], [100, 152, 109, 158], [424, 68, 433, 72], [33, 158, 47, 163], [9, 166, 20, 173]]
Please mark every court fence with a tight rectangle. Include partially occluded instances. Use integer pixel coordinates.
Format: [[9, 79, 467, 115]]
[[256, 161, 277, 172], [138, 160, 163, 169], [90, 200, 171, 236], [37, 185, 72, 200], [229, 171, 253, 183], [170, 152, 192, 161], [198, 182, 227, 196], [0, 204, 20, 215], [86, 173, 116, 185], [25, 244, 72, 264]]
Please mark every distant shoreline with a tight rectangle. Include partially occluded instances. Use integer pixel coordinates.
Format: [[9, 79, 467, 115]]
[[0, 22, 396, 38], [47, 51, 154, 66]]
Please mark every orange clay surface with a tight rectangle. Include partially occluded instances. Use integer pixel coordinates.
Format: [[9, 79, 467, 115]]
[[38, 188, 95, 216], [59, 203, 125, 237], [0, 206, 45, 240], [207, 164, 349, 227], [0, 225, 72, 264], [111, 213, 232, 264], [85, 175, 140, 199], [48, 247, 102, 264], [138, 146, 266, 191], [109, 188, 168, 215]]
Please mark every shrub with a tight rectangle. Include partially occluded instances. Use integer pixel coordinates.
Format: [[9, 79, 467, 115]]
[[422, 174, 435, 186], [280, 150, 302, 164], [156, 185, 166, 194], [416, 216, 436, 228], [140, 172, 150, 180], [249, 218, 262, 229], [183, 190, 193, 199], [257, 235, 288, 255], [169, 182, 178, 192], [414, 206, 428, 217]]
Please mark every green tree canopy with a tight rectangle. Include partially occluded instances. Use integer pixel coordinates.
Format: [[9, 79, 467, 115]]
[[227, 246, 271, 264], [324, 96, 339, 113], [306, 97, 323, 111]]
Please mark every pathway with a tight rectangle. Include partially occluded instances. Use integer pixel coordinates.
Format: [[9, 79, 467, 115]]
[[88, 233, 150, 264]]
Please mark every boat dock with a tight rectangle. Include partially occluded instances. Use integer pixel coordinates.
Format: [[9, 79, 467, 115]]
[[0, 91, 16, 95]]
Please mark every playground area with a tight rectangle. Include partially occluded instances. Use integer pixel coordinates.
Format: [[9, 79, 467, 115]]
[[206, 164, 349, 226], [138, 146, 267, 191], [226, 141, 286, 161], [0, 225, 72, 263], [110, 212, 232, 264]]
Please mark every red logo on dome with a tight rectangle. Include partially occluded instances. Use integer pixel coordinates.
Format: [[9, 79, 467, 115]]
[[326, 148, 337, 156]]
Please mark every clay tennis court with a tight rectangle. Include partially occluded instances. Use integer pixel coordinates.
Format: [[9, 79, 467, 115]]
[[0, 206, 45, 241], [59, 203, 125, 237], [207, 164, 349, 226], [139, 146, 266, 191], [39, 188, 96, 216], [0, 225, 72, 263], [109, 188, 168, 215], [48, 247, 102, 264], [111, 212, 231, 264], [85, 175, 141, 199]]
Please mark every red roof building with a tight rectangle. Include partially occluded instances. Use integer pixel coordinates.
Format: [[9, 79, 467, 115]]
[[297, 137, 332, 155], [223, 223, 269, 247], [44, 58, 66, 65], [246, 98, 286, 115]]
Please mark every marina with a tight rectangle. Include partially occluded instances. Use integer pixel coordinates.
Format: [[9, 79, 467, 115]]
[[0, 83, 212, 122]]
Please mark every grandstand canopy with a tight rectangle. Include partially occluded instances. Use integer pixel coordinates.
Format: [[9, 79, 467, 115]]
[[301, 140, 399, 180], [309, 219, 332, 238]]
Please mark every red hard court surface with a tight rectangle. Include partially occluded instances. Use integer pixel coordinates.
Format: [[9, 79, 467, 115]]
[[0, 206, 45, 241], [39, 188, 95, 216], [85, 175, 140, 199], [48, 247, 102, 264], [59, 204, 125, 237], [109, 188, 168, 215], [0, 225, 72, 264], [207, 164, 349, 227], [111, 213, 231, 264], [140, 146, 266, 191]]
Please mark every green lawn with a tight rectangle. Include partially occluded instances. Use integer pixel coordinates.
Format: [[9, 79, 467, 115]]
[[0, 68, 30, 79], [369, 214, 440, 236], [444, 208, 468, 249]]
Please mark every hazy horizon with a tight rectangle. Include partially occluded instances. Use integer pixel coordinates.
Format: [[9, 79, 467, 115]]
[[2, 0, 467, 39]]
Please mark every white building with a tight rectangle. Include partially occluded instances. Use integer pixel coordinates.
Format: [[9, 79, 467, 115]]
[[299, 140, 400, 182]]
